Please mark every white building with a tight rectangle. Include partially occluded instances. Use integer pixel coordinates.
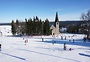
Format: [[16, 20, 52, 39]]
[[50, 12, 60, 36]]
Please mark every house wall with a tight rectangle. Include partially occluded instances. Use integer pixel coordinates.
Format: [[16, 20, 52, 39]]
[[50, 21, 60, 36]]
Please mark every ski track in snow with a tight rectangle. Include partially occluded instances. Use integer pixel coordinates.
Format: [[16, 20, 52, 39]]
[[18, 48, 81, 62]]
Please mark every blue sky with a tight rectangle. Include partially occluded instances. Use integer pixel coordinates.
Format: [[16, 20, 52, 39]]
[[0, 0, 90, 23]]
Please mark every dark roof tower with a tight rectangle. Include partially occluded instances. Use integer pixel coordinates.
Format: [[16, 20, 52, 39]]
[[54, 12, 59, 27], [55, 12, 59, 23]]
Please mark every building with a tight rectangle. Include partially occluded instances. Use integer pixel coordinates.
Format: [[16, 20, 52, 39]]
[[50, 12, 60, 36]]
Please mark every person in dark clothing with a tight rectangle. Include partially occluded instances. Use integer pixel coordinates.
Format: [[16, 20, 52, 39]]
[[69, 48, 72, 51], [63, 43, 66, 50], [52, 40, 56, 44], [0, 44, 1, 51], [41, 37, 44, 42], [83, 37, 86, 43], [61, 36, 63, 40], [73, 39, 75, 43], [65, 36, 66, 40]]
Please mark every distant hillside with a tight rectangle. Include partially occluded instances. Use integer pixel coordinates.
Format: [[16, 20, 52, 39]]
[[0, 23, 11, 25], [0, 21, 88, 27], [49, 21, 87, 27]]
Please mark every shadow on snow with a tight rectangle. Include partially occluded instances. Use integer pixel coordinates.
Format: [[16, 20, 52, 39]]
[[0, 52, 25, 60], [18, 49, 80, 62], [35, 46, 71, 51], [79, 53, 90, 57], [42, 39, 90, 47]]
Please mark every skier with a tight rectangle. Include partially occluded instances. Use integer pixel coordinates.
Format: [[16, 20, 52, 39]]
[[63, 43, 66, 50], [24, 39, 28, 45], [83, 37, 86, 43], [23, 38, 24, 40], [41, 37, 44, 42], [69, 48, 72, 51], [26, 39, 28, 43], [61, 36, 63, 40], [24, 40, 27, 45], [73, 39, 75, 43], [69, 39, 71, 42], [65, 36, 66, 40], [52, 40, 55, 44], [0, 44, 1, 51]]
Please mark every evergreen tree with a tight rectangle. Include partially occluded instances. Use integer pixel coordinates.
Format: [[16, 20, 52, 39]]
[[42, 21, 44, 35], [11, 20, 16, 35], [16, 19, 19, 26], [36, 16, 39, 21], [43, 19, 50, 35], [25, 18, 28, 35], [39, 19, 43, 35], [16, 19, 20, 34], [20, 22, 26, 35], [67, 25, 79, 33], [28, 18, 32, 35], [32, 17, 36, 35], [11, 16, 50, 36]]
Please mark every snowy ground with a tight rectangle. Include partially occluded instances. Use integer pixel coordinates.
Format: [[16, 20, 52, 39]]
[[0, 34, 90, 62], [0, 25, 12, 36]]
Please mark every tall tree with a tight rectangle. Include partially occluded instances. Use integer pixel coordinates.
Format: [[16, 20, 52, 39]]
[[67, 25, 79, 33], [38, 19, 43, 35], [11, 20, 16, 35], [11, 16, 50, 36], [16, 19, 20, 34], [28, 18, 33, 35], [81, 10, 90, 21], [43, 19, 50, 35], [32, 17, 36, 34], [81, 10, 90, 39], [36, 16, 39, 21], [25, 18, 28, 35], [16, 19, 19, 26]]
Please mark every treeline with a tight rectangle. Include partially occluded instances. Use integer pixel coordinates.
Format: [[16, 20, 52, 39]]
[[66, 10, 90, 39], [66, 21, 90, 33], [11, 16, 51, 36]]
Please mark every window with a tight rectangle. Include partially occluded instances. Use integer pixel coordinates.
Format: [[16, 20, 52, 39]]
[[57, 22, 58, 25]]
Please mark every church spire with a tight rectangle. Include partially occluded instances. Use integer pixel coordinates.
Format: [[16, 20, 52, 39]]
[[55, 12, 59, 23]]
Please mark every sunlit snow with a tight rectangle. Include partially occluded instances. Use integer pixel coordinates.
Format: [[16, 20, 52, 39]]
[[0, 25, 90, 62]]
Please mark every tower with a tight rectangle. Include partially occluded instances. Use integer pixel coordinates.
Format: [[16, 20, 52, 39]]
[[50, 12, 60, 36], [55, 12, 59, 26], [55, 12, 59, 35]]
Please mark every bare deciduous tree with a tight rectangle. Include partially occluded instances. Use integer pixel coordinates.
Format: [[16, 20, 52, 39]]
[[81, 10, 90, 21]]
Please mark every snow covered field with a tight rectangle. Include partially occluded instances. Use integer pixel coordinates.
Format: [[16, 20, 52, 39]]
[[0, 34, 90, 62], [0, 25, 90, 62], [0, 25, 12, 36]]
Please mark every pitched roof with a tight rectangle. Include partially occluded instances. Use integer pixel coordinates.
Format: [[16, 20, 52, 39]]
[[54, 12, 59, 27], [55, 12, 59, 23], [50, 25, 55, 30]]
